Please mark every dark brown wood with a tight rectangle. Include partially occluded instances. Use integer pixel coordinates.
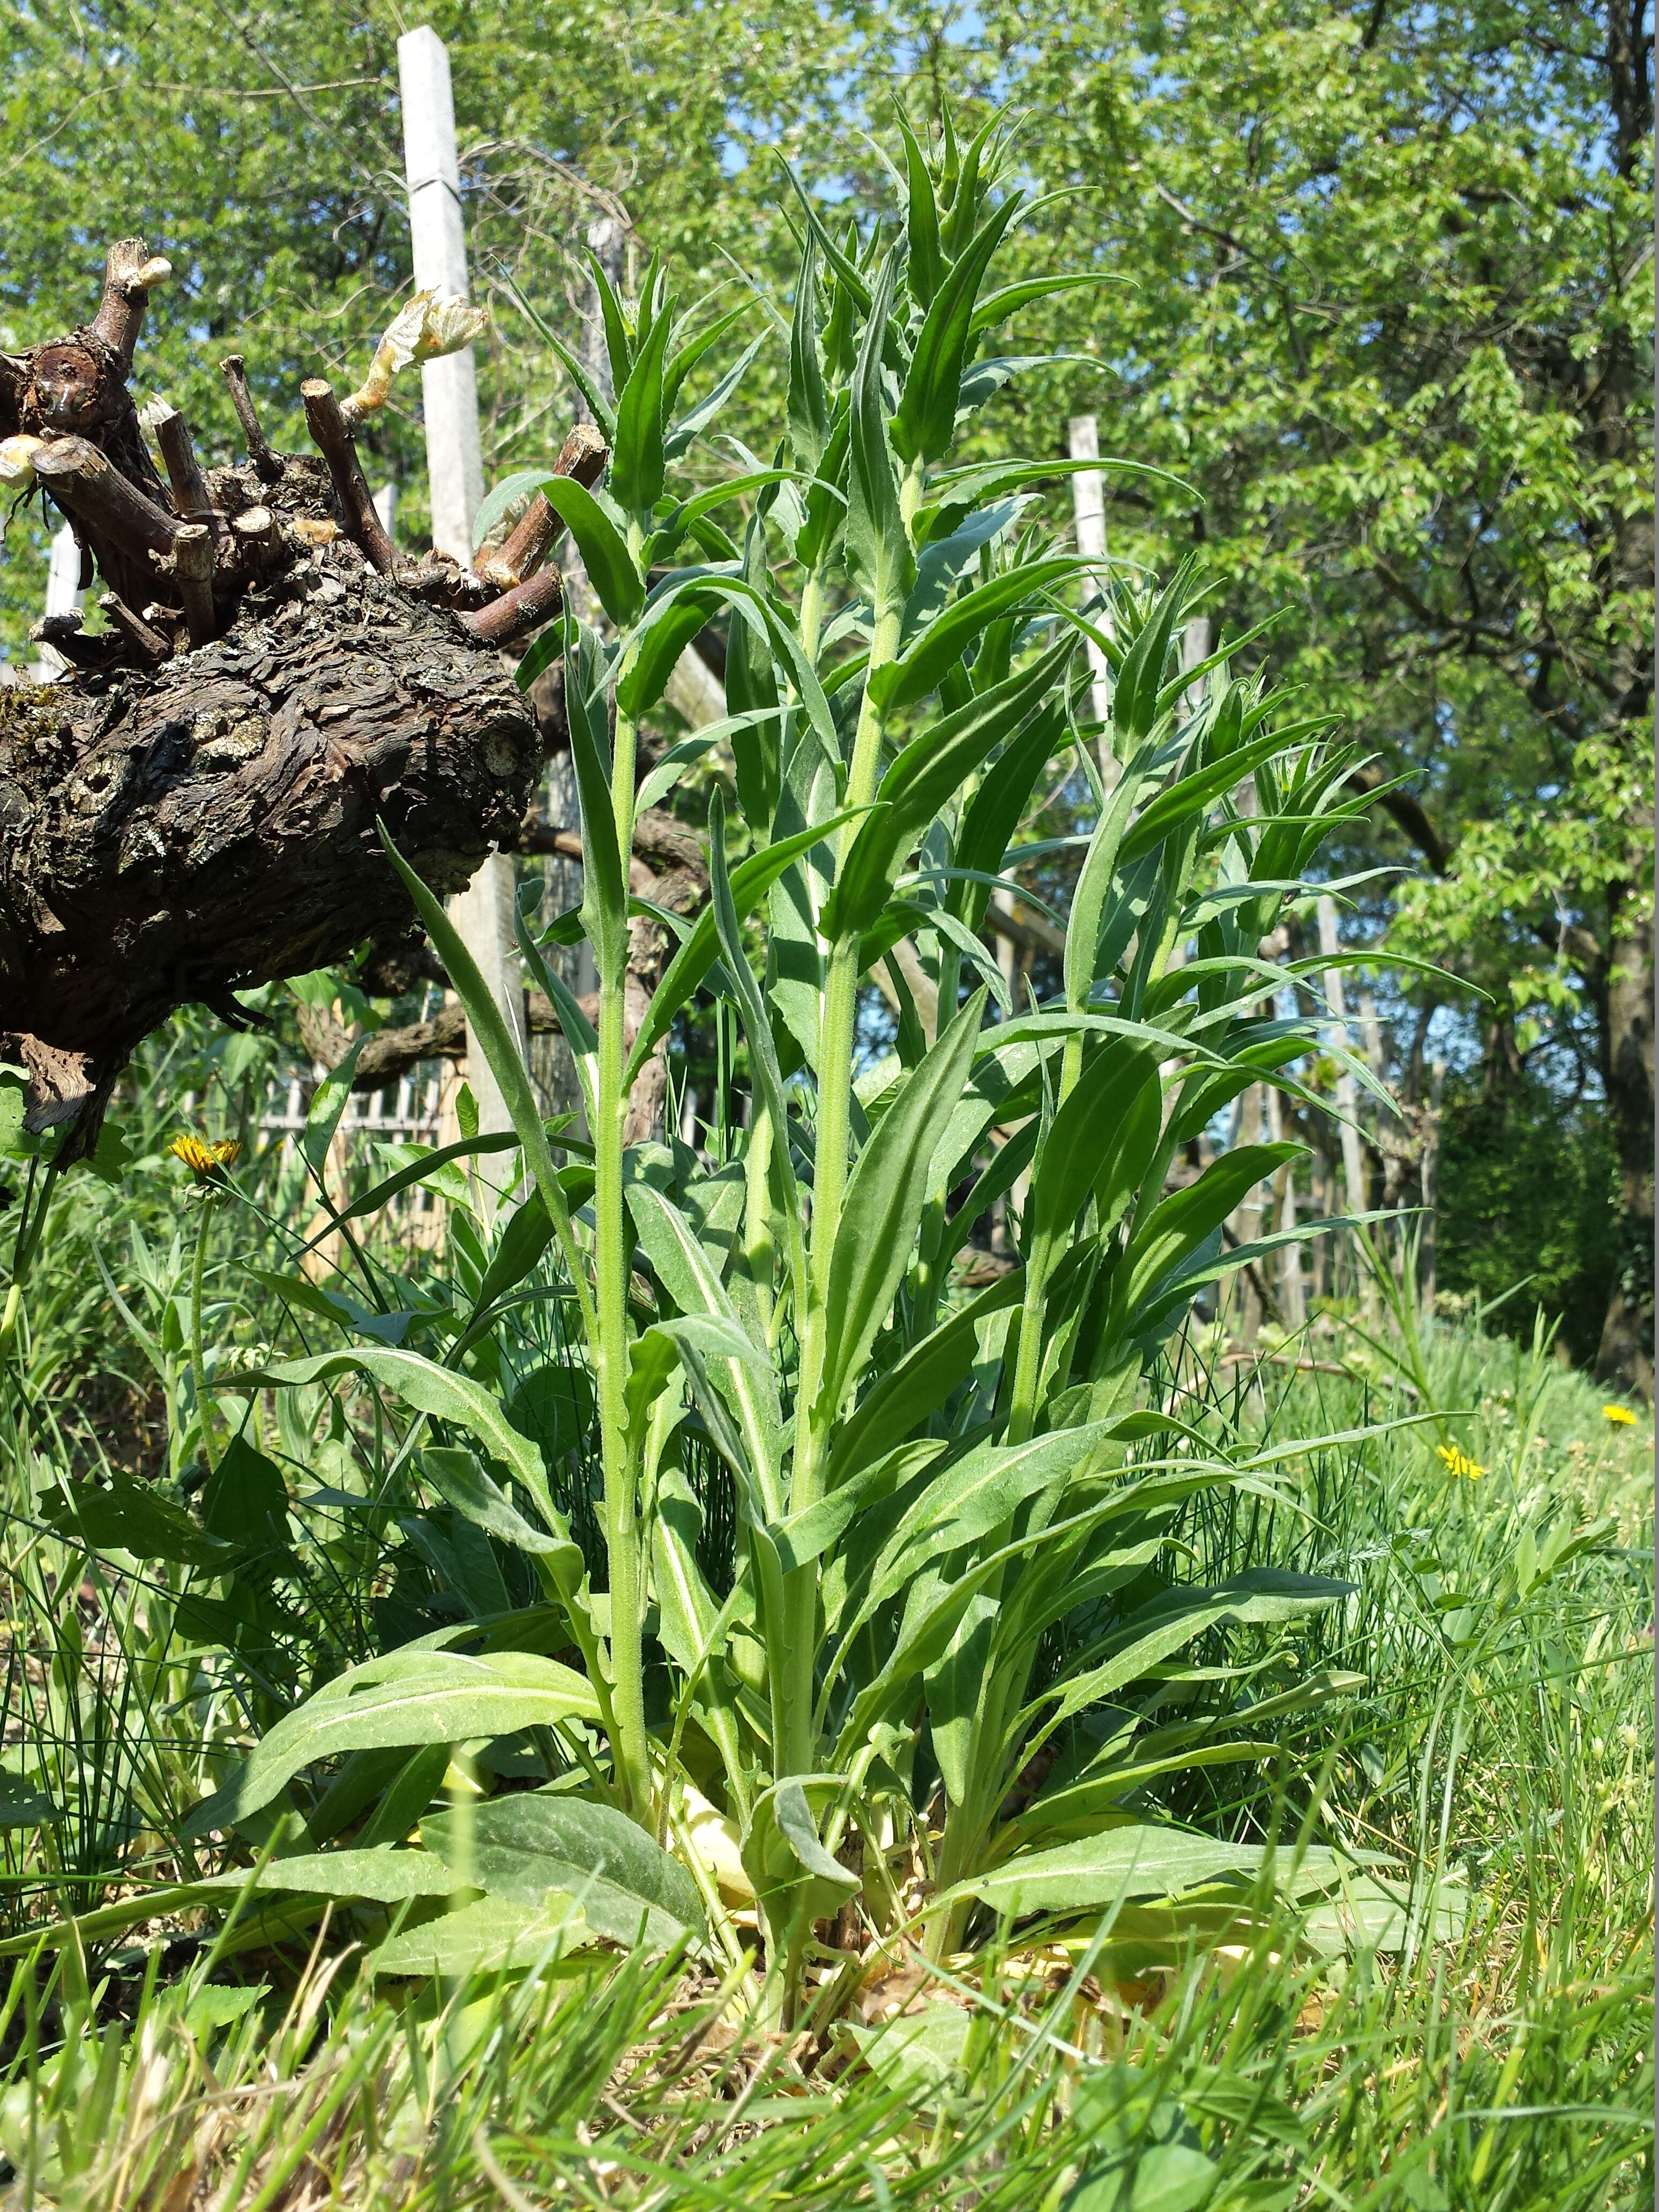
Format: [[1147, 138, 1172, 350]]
[[100, 593, 170, 664], [173, 524, 217, 647], [154, 407, 216, 524], [28, 614, 113, 673], [300, 379, 396, 574], [0, 232, 611, 1148], [89, 238, 168, 369], [228, 504, 282, 588], [32, 437, 181, 616], [460, 566, 564, 645], [477, 422, 609, 587], [220, 354, 283, 483], [33, 437, 178, 557], [0, 539, 544, 1137]]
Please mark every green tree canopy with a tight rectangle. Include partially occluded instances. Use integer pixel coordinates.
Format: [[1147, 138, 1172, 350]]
[[1, 0, 1649, 1377]]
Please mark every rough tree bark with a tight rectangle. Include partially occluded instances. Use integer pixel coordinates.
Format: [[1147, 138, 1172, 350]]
[[0, 238, 603, 1147]]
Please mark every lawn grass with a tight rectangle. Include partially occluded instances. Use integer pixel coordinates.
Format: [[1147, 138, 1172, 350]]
[[0, 1133, 1648, 2209]]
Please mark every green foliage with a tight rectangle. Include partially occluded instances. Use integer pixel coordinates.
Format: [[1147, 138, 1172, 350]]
[[0, 1304, 1647, 2206], [1436, 1073, 1619, 1365], [233, 128, 1408, 2022], [0, 29, 1650, 2170]]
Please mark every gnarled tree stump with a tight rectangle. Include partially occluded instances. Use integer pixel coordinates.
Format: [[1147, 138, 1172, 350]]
[[0, 238, 601, 1142]]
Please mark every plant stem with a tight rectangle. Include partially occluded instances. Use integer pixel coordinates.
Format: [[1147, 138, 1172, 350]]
[[780, 482, 920, 1789], [189, 1197, 220, 1474], [593, 572, 652, 1818]]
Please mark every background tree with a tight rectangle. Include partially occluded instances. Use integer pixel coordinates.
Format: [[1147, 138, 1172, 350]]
[[1, 0, 1649, 1380], [930, 0, 1654, 1384]]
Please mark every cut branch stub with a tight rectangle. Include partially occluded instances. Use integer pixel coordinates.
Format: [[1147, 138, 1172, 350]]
[[300, 379, 397, 574], [153, 406, 216, 525], [90, 237, 172, 369], [172, 524, 217, 647], [477, 421, 609, 587], [219, 354, 282, 483]]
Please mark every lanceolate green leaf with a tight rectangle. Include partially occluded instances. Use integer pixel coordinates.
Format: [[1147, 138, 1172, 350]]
[[872, 558, 1083, 714], [221, 1345, 557, 1531], [293, 1133, 523, 1257], [422, 1447, 576, 1566], [663, 332, 768, 462], [367, 1895, 591, 1979], [895, 108, 945, 309], [41, 1472, 233, 1570], [1118, 722, 1317, 871], [182, 1649, 601, 1836], [1116, 1142, 1302, 1314], [1111, 565, 1198, 742], [828, 1269, 1026, 1487], [845, 245, 911, 618], [424, 1792, 705, 1952], [623, 808, 869, 1088], [514, 476, 644, 626], [893, 190, 1024, 465], [303, 1036, 364, 1179], [946, 1829, 1341, 1921], [825, 639, 1075, 940], [706, 793, 804, 1283], [818, 992, 987, 1425], [949, 707, 1067, 930], [864, 1420, 1117, 1612], [1065, 742, 1160, 1012], [1025, 1572, 1353, 1740], [615, 588, 720, 722], [1027, 1043, 1161, 1253], [968, 270, 1123, 337], [378, 828, 595, 1347]]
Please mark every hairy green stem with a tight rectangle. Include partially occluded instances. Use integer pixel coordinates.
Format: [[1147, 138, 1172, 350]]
[[594, 650, 652, 1820], [189, 1197, 220, 1475], [779, 636, 902, 1786]]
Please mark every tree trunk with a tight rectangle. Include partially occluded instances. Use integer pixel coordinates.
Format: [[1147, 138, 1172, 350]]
[[1596, 894, 1654, 1396], [0, 237, 602, 1147]]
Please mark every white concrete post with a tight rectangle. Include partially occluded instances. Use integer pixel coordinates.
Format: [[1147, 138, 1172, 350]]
[[1179, 611, 1213, 720], [398, 26, 523, 1155], [1317, 894, 1369, 1223], [1067, 415, 1112, 736], [398, 29, 484, 553], [32, 525, 85, 681]]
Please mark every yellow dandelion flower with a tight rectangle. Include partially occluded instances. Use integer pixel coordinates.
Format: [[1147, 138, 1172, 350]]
[[168, 1133, 241, 1184], [1601, 1404, 1638, 1426], [1436, 1443, 1484, 1479]]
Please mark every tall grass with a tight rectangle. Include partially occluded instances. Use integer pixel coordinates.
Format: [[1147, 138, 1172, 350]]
[[0, 1159, 1648, 2206]]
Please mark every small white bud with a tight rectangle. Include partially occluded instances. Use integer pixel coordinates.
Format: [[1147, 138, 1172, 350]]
[[0, 435, 44, 489], [341, 291, 491, 427]]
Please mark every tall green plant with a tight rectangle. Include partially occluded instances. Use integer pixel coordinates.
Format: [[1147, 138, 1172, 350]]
[[185, 118, 1399, 2023]]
